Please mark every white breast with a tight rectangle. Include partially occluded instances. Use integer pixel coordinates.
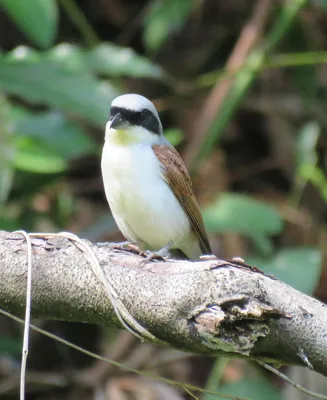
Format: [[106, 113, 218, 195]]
[[101, 141, 191, 250]]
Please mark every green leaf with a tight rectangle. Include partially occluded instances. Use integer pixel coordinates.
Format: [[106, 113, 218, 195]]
[[0, 55, 120, 127], [294, 122, 327, 201], [143, 0, 197, 51], [300, 164, 327, 202], [0, 0, 58, 48], [296, 121, 320, 168], [47, 44, 87, 73], [88, 43, 164, 78], [247, 248, 322, 295], [210, 378, 283, 400], [203, 194, 283, 256], [46, 43, 165, 78], [203, 193, 283, 236], [6, 46, 40, 62], [14, 110, 98, 159], [13, 137, 66, 174], [0, 94, 14, 204], [0, 145, 14, 204]]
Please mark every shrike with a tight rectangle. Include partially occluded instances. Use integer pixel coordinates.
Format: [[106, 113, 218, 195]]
[[101, 94, 211, 260]]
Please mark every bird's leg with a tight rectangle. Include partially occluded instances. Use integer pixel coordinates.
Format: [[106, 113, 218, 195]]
[[139, 241, 174, 267]]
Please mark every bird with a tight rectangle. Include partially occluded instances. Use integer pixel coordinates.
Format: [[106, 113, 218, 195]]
[[101, 93, 211, 260]]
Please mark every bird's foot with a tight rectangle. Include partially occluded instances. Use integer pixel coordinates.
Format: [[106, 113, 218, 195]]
[[113, 241, 141, 254], [139, 241, 173, 267]]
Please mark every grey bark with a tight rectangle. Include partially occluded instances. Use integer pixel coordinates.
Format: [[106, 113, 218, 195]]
[[0, 230, 326, 376]]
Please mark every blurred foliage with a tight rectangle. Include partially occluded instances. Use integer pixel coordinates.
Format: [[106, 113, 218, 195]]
[[215, 378, 283, 400], [295, 121, 327, 202], [203, 193, 283, 255], [0, 337, 22, 357], [0, 0, 58, 48], [204, 359, 285, 400], [248, 247, 322, 294], [143, 0, 198, 52], [0, 0, 327, 399]]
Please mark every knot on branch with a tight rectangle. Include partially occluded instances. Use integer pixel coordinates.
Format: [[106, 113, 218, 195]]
[[192, 295, 284, 355]]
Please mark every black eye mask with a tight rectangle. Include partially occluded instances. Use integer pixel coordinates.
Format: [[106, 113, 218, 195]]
[[109, 106, 161, 135]]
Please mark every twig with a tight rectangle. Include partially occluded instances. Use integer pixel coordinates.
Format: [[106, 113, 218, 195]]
[[116, 2, 151, 46], [58, 0, 100, 47], [5, 306, 327, 400], [184, 0, 307, 171], [29, 232, 159, 343], [257, 361, 327, 400], [13, 231, 33, 400], [196, 51, 327, 89], [183, 0, 272, 166], [184, 386, 200, 400], [0, 309, 250, 400]]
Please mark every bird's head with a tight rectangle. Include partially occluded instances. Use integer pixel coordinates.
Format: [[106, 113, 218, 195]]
[[105, 94, 163, 145]]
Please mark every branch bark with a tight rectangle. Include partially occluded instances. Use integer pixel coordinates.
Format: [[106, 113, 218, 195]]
[[0, 230, 326, 376]]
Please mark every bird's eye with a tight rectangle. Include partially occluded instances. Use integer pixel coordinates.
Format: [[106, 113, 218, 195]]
[[139, 112, 145, 122]]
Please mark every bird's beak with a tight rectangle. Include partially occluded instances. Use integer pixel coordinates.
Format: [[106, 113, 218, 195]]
[[110, 112, 124, 129]]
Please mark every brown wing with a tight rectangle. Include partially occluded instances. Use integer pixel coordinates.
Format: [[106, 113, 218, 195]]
[[152, 144, 211, 255]]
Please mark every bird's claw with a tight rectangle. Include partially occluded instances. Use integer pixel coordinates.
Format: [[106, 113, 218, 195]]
[[138, 250, 162, 267], [138, 241, 174, 267]]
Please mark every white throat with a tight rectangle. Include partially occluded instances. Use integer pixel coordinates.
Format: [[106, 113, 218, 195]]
[[104, 122, 164, 147]]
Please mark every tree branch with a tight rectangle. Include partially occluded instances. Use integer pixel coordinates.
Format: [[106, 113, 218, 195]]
[[1, 230, 326, 376]]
